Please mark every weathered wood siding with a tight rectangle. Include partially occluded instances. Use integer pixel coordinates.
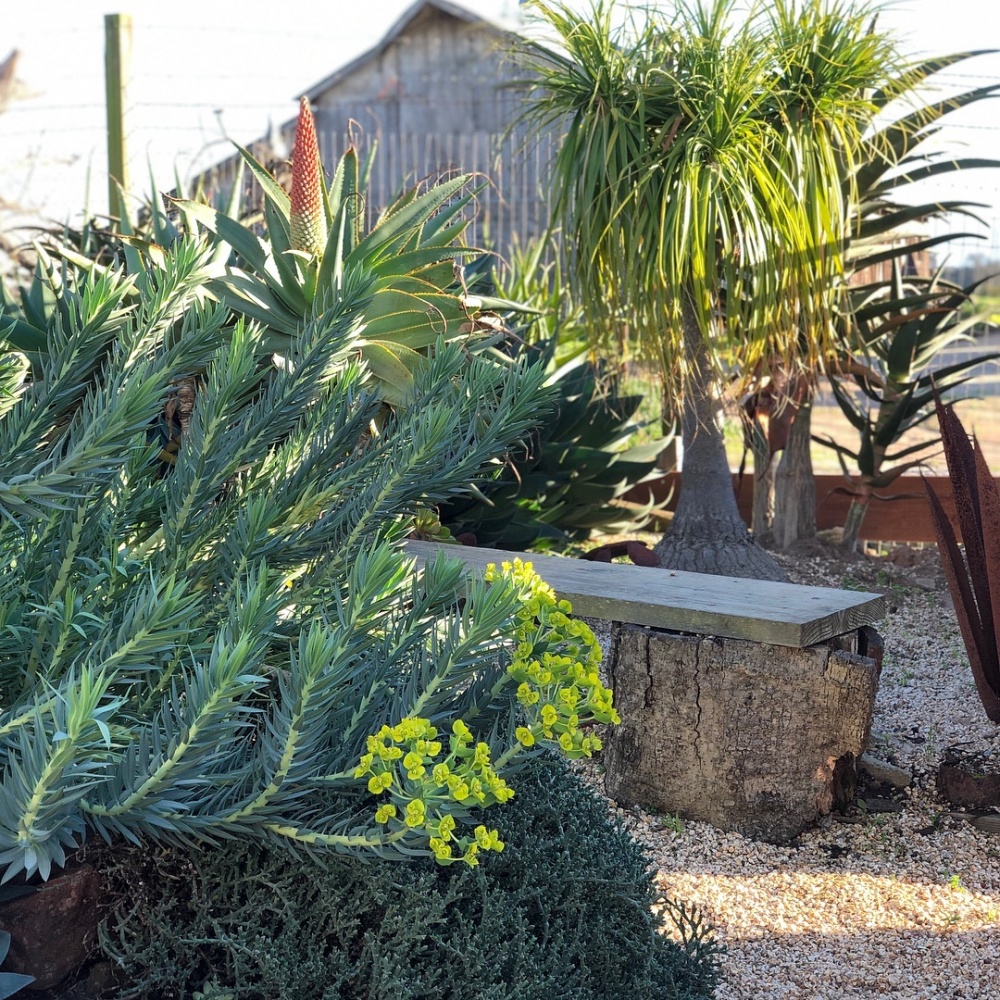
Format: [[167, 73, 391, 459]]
[[403, 540, 885, 647], [310, 7, 554, 254]]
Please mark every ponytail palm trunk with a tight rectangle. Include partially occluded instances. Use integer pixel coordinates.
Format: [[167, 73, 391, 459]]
[[654, 300, 783, 577], [520, 0, 901, 578]]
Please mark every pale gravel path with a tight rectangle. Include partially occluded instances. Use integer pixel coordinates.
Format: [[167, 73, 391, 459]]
[[578, 544, 1000, 1000]]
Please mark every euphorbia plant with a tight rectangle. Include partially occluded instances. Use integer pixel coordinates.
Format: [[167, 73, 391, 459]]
[[0, 238, 619, 883]]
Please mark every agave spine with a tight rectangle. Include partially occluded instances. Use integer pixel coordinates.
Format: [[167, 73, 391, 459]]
[[290, 96, 327, 257]]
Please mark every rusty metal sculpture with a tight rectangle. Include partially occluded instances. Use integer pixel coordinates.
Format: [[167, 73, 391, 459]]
[[924, 398, 1000, 722]]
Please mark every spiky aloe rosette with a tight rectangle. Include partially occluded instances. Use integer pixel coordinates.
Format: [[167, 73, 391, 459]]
[[289, 96, 327, 258], [175, 97, 512, 405]]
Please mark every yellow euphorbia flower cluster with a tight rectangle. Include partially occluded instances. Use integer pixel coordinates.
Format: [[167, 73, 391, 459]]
[[354, 717, 511, 866], [487, 558, 620, 758], [356, 559, 619, 865]]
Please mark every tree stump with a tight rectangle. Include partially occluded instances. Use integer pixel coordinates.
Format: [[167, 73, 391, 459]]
[[604, 624, 883, 842]]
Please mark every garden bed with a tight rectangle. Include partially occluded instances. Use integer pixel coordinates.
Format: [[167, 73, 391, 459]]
[[582, 537, 1000, 1000]]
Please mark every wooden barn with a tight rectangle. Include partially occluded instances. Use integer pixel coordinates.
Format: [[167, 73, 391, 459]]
[[202, 0, 555, 260]]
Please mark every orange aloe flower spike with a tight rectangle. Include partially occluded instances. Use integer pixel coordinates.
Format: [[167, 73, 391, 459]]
[[289, 96, 327, 257]]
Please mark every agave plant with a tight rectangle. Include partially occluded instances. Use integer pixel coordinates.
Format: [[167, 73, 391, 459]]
[[177, 98, 513, 404], [437, 239, 667, 549], [924, 398, 1000, 722], [816, 263, 1000, 549]]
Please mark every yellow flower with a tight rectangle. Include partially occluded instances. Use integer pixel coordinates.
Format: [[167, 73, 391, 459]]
[[515, 726, 535, 747], [374, 803, 397, 824], [474, 825, 504, 852], [404, 798, 426, 828], [367, 772, 392, 795], [429, 837, 453, 862], [516, 683, 539, 707]]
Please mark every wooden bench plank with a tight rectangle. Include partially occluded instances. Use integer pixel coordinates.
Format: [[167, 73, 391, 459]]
[[403, 541, 885, 648]]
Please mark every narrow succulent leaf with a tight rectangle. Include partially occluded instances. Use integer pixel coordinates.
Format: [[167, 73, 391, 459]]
[[849, 233, 985, 272], [936, 398, 998, 660], [236, 144, 292, 218], [174, 199, 270, 275], [884, 436, 942, 462], [111, 179, 143, 276], [972, 437, 1000, 699], [869, 159, 1000, 200], [208, 276, 302, 336], [827, 376, 869, 432], [353, 176, 473, 264]]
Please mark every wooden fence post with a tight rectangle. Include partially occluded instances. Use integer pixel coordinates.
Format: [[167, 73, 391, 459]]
[[104, 13, 133, 225]]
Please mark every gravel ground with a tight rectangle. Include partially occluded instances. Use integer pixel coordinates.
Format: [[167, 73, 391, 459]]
[[576, 539, 1000, 1000]]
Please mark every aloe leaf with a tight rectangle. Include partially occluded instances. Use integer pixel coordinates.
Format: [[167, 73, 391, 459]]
[[850, 233, 985, 273], [827, 377, 869, 432], [869, 158, 1000, 200], [884, 436, 942, 462], [811, 433, 860, 462], [361, 342, 419, 405], [355, 176, 473, 262], [175, 199, 271, 278], [208, 276, 301, 337], [235, 144, 291, 218], [873, 383, 918, 447], [0, 316, 48, 353]]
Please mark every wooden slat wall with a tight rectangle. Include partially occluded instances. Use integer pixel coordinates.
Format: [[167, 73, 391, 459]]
[[623, 474, 974, 544]]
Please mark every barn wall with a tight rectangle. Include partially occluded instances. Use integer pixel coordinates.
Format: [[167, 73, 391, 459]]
[[311, 7, 554, 257]]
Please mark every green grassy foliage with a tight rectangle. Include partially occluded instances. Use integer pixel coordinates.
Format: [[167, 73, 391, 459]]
[[97, 756, 721, 1000]]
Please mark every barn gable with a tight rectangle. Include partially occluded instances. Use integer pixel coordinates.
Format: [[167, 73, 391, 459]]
[[199, 1, 552, 258], [301, 0, 548, 254]]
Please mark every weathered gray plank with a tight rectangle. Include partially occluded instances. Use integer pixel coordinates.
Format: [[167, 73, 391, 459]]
[[403, 541, 885, 648]]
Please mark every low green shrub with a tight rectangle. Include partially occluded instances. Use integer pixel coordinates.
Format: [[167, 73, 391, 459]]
[[97, 755, 721, 1000]]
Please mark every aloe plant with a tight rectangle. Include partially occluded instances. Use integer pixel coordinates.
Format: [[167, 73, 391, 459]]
[[816, 265, 1000, 549], [176, 98, 512, 405], [924, 399, 1000, 722], [760, 48, 1000, 547], [437, 239, 667, 548]]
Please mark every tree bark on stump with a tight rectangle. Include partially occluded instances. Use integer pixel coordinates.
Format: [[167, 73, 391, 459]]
[[604, 624, 882, 842]]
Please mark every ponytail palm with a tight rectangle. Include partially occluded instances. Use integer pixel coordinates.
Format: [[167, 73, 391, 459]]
[[521, 0, 900, 577]]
